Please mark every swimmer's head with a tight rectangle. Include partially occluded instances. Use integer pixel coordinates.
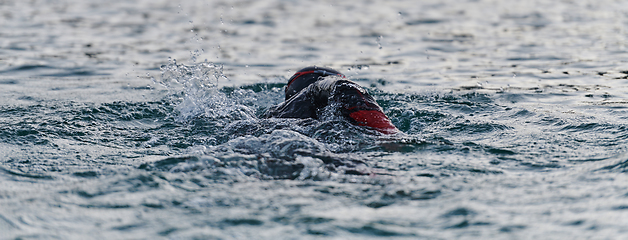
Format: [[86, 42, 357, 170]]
[[285, 66, 345, 100]]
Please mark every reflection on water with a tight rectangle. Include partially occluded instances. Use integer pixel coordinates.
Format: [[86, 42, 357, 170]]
[[2, 0, 628, 239]]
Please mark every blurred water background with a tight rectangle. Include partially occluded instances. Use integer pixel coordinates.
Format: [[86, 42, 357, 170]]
[[2, 0, 628, 239]]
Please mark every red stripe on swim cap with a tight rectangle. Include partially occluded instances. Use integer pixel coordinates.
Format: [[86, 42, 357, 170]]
[[286, 70, 315, 89], [349, 110, 399, 134], [286, 70, 346, 89]]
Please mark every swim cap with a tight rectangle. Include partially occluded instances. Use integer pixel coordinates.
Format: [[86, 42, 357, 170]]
[[285, 66, 345, 100]]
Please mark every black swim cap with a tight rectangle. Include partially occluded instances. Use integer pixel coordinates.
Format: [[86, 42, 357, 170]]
[[285, 66, 345, 100]]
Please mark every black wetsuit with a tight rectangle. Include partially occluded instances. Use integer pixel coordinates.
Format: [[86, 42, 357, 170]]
[[263, 67, 399, 134]]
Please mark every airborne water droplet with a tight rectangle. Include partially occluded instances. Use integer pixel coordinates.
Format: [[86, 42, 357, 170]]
[[376, 35, 383, 49]]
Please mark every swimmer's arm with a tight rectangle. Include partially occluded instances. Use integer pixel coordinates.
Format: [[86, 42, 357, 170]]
[[261, 89, 317, 119]]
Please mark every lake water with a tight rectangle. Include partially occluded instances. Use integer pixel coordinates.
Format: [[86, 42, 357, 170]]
[[2, 0, 628, 239]]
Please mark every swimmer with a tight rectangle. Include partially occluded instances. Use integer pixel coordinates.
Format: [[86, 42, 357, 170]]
[[263, 66, 399, 134]]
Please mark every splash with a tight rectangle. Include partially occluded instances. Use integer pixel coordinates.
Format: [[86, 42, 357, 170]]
[[156, 59, 255, 122]]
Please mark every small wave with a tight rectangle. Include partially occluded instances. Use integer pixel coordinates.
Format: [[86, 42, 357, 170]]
[[595, 156, 628, 173], [136, 128, 422, 181], [0, 166, 54, 180]]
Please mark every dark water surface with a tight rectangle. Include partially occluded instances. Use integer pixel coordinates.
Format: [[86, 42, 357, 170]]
[[3, 0, 628, 239]]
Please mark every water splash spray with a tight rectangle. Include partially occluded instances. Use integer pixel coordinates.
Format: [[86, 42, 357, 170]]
[[156, 59, 255, 122]]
